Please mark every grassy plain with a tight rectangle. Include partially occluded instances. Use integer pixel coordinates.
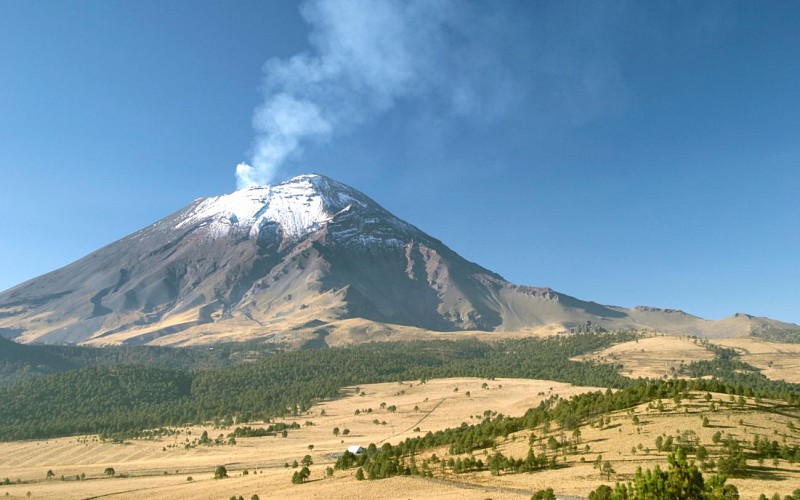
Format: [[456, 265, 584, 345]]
[[711, 337, 800, 384], [570, 335, 715, 379], [3, 339, 800, 499], [426, 392, 800, 499], [0, 377, 596, 499], [574, 334, 800, 385]]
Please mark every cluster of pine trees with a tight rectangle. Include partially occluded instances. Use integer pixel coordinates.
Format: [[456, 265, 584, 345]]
[[0, 334, 637, 440], [333, 377, 800, 485], [588, 450, 739, 499], [228, 422, 300, 438], [0, 335, 281, 386], [2, 332, 799, 442]]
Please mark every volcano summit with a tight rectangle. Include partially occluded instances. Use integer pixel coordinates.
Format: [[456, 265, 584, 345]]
[[1, 174, 797, 346]]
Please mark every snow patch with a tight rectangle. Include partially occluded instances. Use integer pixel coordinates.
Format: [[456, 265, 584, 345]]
[[175, 174, 371, 240]]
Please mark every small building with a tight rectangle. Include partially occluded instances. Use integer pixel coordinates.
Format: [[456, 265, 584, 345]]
[[347, 445, 366, 455]]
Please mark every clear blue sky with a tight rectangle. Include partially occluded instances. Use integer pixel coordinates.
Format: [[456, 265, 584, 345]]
[[1, 1, 798, 323]]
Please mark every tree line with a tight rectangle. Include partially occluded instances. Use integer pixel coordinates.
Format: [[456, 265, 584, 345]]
[[2, 332, 799, 441], [335, 379, 796, 488], [0, 333, 635, 440], [0, 335, 282, 387]]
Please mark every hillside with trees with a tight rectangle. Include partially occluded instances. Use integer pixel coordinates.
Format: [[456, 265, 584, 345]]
[[2, 331, 800, 443], [0, 333, 638, 440]]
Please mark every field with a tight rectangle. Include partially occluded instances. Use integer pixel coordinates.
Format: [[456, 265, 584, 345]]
[[570, 335, 715, 379], [0, 377, 598, 499], [573, 334, 800, 385], [711, 337, 800, 384], [3, 333, 800, 499], [3, 375, 800, 499], [427, 392, 800, 499]]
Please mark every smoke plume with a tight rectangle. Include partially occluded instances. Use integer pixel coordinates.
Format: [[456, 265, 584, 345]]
[[237, 0, 489, 188]]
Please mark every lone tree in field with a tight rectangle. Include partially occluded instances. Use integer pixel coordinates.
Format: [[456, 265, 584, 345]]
[[333, 427, 340, 437], [104, 467, 115, 477], [46, 470, 55, 480], [199, 430, 211, 445], [214, 465, 228, 479], [602, 461, 615, 480]]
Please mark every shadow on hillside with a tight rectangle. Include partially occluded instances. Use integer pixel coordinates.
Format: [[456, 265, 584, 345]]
[[743, 466, 789, 482]]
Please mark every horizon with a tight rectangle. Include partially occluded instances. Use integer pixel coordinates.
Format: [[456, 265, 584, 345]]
[[1, 1, 798, 324], [1, 168, 794, 325]]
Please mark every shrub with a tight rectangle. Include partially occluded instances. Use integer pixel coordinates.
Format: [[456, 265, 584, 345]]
[[214, 465, 228, 479]]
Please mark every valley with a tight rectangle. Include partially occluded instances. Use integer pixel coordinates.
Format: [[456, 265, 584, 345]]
[[1, 332, 800, 498], [2, 371, 800, 499], [0, 377, 597, 499]]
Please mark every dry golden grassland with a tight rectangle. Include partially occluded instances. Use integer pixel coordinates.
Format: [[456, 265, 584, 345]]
[[416, 392, 800, 499], [0, 378, 596, 499], [2, 376, 800, 499], [712, 337, 800, 384], [574, 333, 800, 385], [571, 335, 715, 379]]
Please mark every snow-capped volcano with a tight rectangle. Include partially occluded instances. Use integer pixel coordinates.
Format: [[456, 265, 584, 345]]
[[1, 174, 797, 346], [175, 174, 410, 241], [0, 173, 503, 345]]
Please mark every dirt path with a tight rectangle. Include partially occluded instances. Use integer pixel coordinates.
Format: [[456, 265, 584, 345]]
[[379, 397, 448, 444]]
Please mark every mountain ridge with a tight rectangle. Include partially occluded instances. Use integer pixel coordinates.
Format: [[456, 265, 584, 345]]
[[1, 173, 797, 346]]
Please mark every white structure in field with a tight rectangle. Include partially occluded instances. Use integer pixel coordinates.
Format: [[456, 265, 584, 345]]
[[347, 445, 366, 455]]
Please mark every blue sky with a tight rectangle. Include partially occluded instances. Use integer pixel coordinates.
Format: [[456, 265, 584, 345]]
[[1, 1, 798, 323]]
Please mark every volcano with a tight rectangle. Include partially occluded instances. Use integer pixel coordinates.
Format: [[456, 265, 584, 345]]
[[1, 174, 797, 346]]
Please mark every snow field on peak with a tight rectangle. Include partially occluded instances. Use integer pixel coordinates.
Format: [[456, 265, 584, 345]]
[[176, 175, 345, 239]]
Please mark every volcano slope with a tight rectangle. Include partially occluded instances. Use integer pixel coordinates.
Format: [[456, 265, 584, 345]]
[[3, 174, 798, 347]]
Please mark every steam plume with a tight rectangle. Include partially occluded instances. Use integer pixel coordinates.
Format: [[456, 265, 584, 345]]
[[238, 0, 477, 188]]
